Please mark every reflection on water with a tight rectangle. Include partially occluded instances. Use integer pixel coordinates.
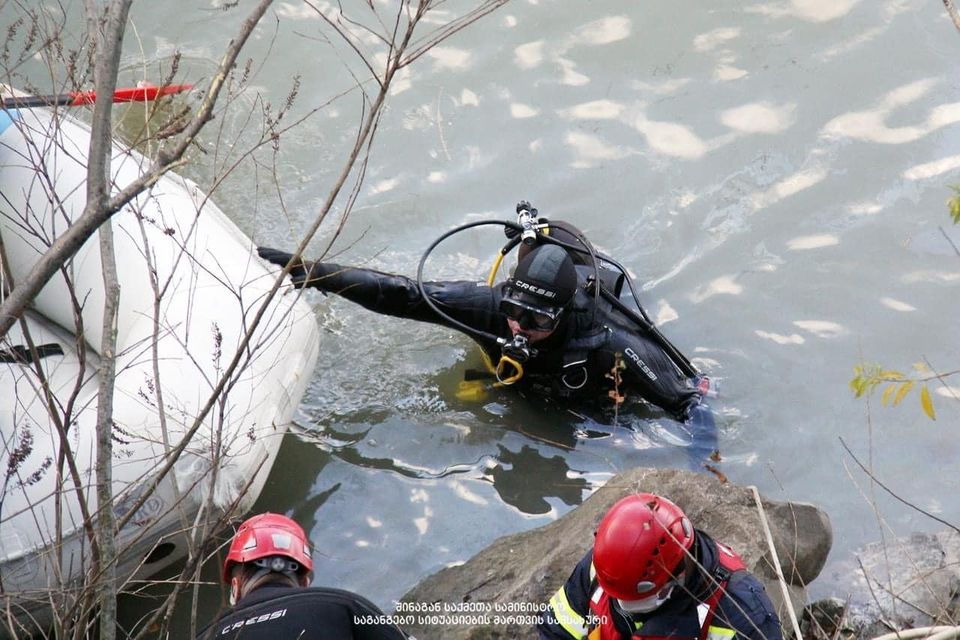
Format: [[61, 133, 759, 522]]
[[485, 444, 588, 515], [277, 364, 722, 606], [295, 422, 496, 481], [291, 358, 719, 533]]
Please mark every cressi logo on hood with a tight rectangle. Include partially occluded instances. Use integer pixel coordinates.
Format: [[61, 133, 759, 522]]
[[510, 278, 560, 300], [509, 244, 578, 306]]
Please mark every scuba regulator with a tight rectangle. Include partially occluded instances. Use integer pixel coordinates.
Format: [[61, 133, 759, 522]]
[[415, 201, 700, 387]]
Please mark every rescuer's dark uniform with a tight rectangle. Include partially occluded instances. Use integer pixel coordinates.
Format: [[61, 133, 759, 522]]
[[197, 585, 407, 640]]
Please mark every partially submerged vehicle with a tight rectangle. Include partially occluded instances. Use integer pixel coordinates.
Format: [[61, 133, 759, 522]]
[[0, 92, 319, 634]]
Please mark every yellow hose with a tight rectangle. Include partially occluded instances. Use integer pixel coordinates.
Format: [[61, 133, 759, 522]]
[[487, 250, 506, 286], [496, 354, 524, 385], [480, 350, 497, 376]]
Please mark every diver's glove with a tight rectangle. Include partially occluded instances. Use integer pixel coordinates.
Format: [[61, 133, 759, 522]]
[[257, 246, 327, 289]]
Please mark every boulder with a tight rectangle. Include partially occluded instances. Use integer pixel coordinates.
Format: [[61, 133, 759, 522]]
[[398, 467, 833, 640], [813, 530, 960, 640]]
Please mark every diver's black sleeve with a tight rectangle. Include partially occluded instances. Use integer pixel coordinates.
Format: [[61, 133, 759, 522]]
[[306, 262, 506, 336], [605, 324, 702, 420]]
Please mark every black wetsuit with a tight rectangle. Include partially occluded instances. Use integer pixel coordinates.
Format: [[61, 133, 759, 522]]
[[195, 585, 407, 639], [306, 262, 711, 424]]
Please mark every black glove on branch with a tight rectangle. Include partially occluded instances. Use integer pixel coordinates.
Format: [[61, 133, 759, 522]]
[[257, 246, 324, 289]]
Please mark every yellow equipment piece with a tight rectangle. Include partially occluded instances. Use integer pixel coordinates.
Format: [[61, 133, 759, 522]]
[[487, 248, 508, 286], [456, 380, 489, 402]]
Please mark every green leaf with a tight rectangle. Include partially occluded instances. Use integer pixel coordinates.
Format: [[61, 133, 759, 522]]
[[950, 185, 960, 224], [920, 385, 936, 420], [850, 377, 864, 397], [892, 381, 914, 407]]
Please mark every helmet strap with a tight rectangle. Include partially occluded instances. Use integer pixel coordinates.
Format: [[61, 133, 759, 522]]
[[230, 567, 274, 605], [229, 577, 242, 606]]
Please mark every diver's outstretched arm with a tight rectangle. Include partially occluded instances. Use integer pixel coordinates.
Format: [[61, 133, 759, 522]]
[[256, 247, 503, 328]]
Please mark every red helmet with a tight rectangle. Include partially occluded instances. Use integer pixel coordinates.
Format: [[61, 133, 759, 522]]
[[222, 513, 313, 582], [593, 493, 695, 601]]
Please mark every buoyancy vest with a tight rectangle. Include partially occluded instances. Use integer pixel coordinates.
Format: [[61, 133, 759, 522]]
[[587, 543, 747, 640]]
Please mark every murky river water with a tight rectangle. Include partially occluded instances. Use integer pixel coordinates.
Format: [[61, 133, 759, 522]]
[[6, 0, 960, 635]]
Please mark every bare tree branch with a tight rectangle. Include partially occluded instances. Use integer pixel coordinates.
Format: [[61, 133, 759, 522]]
[[84, 2, 131, 636], [944, 0, 960, 34], [839, 437, 960, 535], [403, 0, 509, 66], [305, 0, 383, 89], [71, 3, 132, 636], [94, 224, 120, 640]]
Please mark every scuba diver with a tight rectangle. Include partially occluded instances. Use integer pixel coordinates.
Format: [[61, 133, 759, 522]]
[[257, 202, 715, 452]]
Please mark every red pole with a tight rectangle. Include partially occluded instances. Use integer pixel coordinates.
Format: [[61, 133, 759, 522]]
[[68, 83, 193, 106], [2, 84, 192, 110]]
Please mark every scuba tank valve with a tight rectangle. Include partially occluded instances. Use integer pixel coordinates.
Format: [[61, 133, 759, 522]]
[[516, 200, 541, 246]]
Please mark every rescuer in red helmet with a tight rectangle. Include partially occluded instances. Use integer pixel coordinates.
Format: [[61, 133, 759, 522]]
[[537, 494, 783, 640], [196, 513, 408, 639]]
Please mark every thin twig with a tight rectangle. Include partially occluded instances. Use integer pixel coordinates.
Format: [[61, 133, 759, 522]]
[[751, 486, 803, 640], [839, 437, 960, 535], [937, 225, 960, 257]]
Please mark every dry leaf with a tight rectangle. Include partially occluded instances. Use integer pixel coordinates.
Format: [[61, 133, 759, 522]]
[[705, 464, 728, 484]]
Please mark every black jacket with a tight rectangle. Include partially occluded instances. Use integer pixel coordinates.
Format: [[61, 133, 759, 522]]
[[537, 530, 783, 640], [195, 585, 408, 639], [308, 262, 704, 420]]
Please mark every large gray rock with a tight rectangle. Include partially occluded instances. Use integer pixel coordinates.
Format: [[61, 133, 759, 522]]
[[820, 530, 960, 640], [398, 467, 832, 640]]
